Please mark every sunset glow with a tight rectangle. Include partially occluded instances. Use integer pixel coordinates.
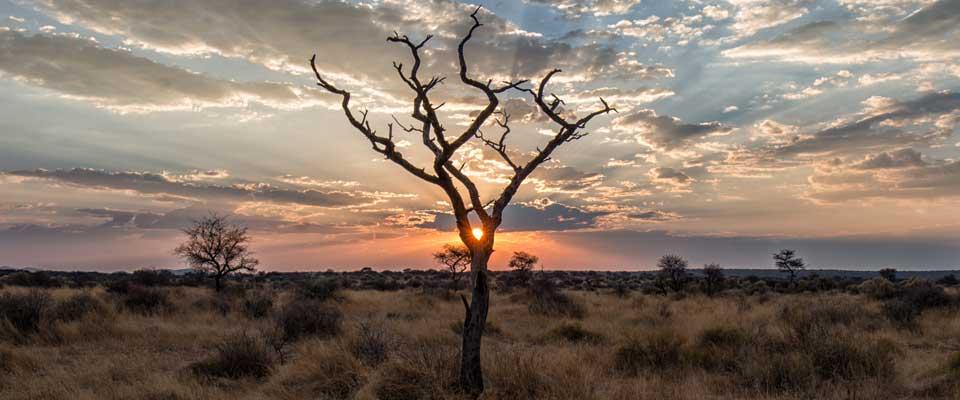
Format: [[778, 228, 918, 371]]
[[472, 228, 484, 240]]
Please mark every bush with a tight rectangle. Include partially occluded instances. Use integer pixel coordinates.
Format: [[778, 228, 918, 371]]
[[241, 292, 273, 319], [131, 269, 172, 287], [121, 286, 173, 315], [0, 271, 59, 288], [374, 337, 459, 400], [613, 329, 685, 375], [274, 299, 342, 342], [298, 278, 341, 302], [347, 320, 390, 366], [191, 332, 273, 380], [52, 292, 106, 322], [547, 322, 603, 343], [689, 326, 748, 372], [857, 277, 896, 299], [0, 290, 51, 337], [273, 345, 365, 399], [882, 299, 921, 329], [527, 278, 585, 319]]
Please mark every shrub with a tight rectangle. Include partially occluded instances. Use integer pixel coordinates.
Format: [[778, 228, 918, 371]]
[[805, 331, 896, 382], [1, 271, 59, 288], [131, 269, 172, 287], [346, 320, 390, 366], [121, 286, 173, 315], [527, 278, 585, 319], [241, 292, 273, 319], [191, 332, 273, 380], [0, 290, 51, 337], [737, 346, 815, 394], [274, 299, 342, 342], [273, 344, 365, 399], [882, 299, 921, 329], [374, 337, 459, 400], [614, 329, 685, 375], [52, 292, 106, 322], [546, 322, 603, 343], [857, 277, 896, 299], [689, 326, 749, 372], [298, 278, 341, 302]]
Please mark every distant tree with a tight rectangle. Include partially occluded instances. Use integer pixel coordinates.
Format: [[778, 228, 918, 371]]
[[936, 274, 959, 286], [509, 251, 539, 273], [657, 254, 688, 292], [433, 244, 471, 288], [879, 268, 897, 282], [774, 249, 805, 283], [174, 214, 258, 292], [702, 263, 724, 296]]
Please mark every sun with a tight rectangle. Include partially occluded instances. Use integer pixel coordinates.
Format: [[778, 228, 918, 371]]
[[472, 227, 484, 240]]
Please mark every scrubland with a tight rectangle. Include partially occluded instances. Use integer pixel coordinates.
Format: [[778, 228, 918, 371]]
[[1, 272, 960, 399]]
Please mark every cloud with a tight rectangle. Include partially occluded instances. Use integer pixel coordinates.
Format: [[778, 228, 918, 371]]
[[771, 91, 960, 157], [724, 0, 960, 63], [0, 30, 331, 112], [611, 109, 732, 150], [416, 200, 608, 232], [807, 150, 960, 202], [524, 0, 643, 18], [626, 210, 681, 221], [851, 148, 927, 170], [649, 167, 693, 185], [3, 168, 379, 208], [728, 0, 814, 38], [35, 0, 673, 102]]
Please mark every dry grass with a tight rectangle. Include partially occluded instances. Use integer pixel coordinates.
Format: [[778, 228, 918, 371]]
[[0, 285, 958, 399]]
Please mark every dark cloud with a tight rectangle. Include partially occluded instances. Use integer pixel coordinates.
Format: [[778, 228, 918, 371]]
[[852, 148, 927, 170], [650, 167, 692, 184], [626, 210, 680, 221], [0, 30, 329, 111], [416, 201, 607, 232], [773, 91, 960, 157], [612, 109, 731, 150], [5, 168, 374, 207]]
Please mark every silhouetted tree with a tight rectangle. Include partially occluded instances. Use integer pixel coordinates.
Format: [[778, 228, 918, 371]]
[[174, 214, 258, 292], [879, 268, 897, 282], [657, 255, 688, 292], [702, 263, 724, 296], [309, 7, 614, 395], [509, 251, 539, 286], [433, 244, 471, 289], [774, 249, 805, 283]]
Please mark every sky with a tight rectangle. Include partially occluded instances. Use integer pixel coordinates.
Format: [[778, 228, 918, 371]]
[[0, 0, 959, 271]]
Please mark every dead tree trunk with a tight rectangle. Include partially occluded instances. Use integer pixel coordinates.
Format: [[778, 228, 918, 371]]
[[459, 247, 491, 394], [309, 7, 614, 396]]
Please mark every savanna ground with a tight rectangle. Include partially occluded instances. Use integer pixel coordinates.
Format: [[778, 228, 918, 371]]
[[2, 273, 960, 400]]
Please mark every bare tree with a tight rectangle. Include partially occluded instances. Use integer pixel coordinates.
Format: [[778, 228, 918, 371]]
[[174, 214, 258, 292], [774, 249, 805, 283], [508, 250, 539, 286], [433, 244, 471, 289], [657, 254, 688, 293], [309, 7, 614, 395]]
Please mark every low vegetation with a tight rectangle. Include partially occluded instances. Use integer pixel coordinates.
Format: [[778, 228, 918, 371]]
[[0, 266, 958, 399]]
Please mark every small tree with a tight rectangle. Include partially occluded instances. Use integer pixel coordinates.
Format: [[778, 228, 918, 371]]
[[433, 244, 471, 289], [509, 251, 539, 286], [879, 268, 897, 282], [702, 263, 724, 296], [174, 214, 258, 292], [657, 255, 688, 292], [774, 249, 805, 283]]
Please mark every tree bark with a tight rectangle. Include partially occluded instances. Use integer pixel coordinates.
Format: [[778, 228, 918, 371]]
[[214, 274, 222, 292], [459, 247, 491, 397]]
